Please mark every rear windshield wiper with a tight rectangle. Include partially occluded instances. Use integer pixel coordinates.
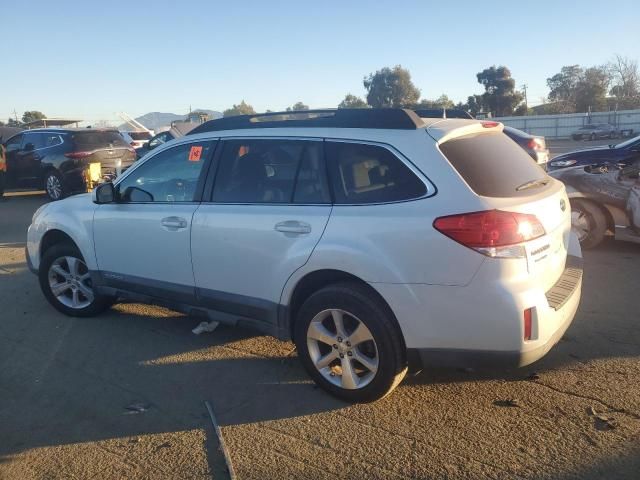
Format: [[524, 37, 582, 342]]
[[515, 178, 549, 192]]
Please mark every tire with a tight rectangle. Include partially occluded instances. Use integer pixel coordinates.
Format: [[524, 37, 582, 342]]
[[294, 282, 407, 402], [571, 199, 606, 249], [39, 243, 113, 317], [44, 170, 67, 201]]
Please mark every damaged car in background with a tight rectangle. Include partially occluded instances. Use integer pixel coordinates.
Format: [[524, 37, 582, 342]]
[[2, 128, 136, 201], [550, 158, 640, 248]]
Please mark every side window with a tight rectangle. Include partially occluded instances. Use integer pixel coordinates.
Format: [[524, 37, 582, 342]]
[[116, 141, 213, 203], [5, 135, 22, 153], [149, 132, 172, 149], [325, 141, 426, 204], [212, 139, 328, 204], [23, 133, 46, 151], [42, 134, 63, 148]]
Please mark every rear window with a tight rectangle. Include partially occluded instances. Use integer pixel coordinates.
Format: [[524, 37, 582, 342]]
[[71, 131, 128, 149], [129, 131, 152, 141], [439, 132, 549, 198]]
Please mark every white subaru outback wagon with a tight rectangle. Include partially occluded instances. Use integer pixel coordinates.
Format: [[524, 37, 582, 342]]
[[27, 109, 583, 402]]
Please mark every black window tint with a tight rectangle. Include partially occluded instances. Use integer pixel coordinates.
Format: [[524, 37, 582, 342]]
[[5, 135, 22, 152], [213, 139, 324, 203], [116, 141, 212, 202], [326, 141, 426, 204], [439, 132, 549, 198], [71, 131, 128, 149], [42, 133, 63, 148], [23, 133, 46, 150]]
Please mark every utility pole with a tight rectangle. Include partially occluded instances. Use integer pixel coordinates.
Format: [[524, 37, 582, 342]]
[[12, 109, 18, 123], [522, 84, 528, 113]]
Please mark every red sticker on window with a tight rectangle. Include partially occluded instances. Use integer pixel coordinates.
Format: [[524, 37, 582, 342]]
[[188, 145, 203, 161]]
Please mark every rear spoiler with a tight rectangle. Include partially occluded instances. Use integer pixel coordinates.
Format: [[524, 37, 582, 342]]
[[426, 120, 503, 144]]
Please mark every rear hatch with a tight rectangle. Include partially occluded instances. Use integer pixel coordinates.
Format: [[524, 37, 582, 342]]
[[69, 130, 136, 170], [434, 124, 570, 291]]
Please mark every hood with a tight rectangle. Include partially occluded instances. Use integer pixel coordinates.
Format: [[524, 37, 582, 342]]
[[553, 145, 615, 160]]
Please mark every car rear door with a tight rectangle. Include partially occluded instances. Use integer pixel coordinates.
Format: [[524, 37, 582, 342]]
[[191, 138, 332, 330], [93, 140, 216, 302]]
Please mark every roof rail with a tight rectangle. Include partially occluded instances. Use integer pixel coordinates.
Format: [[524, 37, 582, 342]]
[[186, 108, 424, 135]]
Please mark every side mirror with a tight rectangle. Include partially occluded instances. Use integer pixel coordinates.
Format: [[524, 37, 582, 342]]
[[93, 182, 115, 204]]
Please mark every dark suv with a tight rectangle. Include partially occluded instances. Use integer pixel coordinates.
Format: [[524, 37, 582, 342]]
[[2, 128, 136, 200]]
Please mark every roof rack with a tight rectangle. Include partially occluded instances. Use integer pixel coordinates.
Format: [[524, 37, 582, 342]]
[[187, 108, 424, 135]]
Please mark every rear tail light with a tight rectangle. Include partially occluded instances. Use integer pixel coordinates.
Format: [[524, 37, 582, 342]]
[[64, 151, 92, 159], [524, 308, 533, 340], [527, 138, 545, 151], [433, 210, 545, 258], [481, 121, 500, 128]]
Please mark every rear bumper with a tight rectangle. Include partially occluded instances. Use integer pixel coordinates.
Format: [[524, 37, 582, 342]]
[[375, 233, 583, 370], [408, 261, 581, 368]]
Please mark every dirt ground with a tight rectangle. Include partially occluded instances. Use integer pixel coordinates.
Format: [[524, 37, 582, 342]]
[[1, 192, 639, 479]]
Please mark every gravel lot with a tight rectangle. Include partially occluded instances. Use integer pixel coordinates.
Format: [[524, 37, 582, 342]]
[[1, 192, 639, 479]]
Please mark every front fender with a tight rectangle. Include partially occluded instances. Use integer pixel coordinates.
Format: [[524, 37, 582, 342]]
[[27, 194, 98, 271]]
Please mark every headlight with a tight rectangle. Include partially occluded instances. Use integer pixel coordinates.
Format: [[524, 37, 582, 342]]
[[550, 159, 577, 167], [32, 203, 50, 223]]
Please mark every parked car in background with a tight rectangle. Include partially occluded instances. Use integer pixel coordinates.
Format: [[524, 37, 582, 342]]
[[550, 160, 640, 248], [135, 122, 197, 159], [27, 109, 582, 402], [503, 126, 549, 168], [548, 134, 640, 172], [125, 130, 153, 149], [571, 123, 619, 141], [2, 128, 136, 200]]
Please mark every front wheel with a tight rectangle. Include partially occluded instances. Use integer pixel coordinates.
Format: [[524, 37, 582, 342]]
[[294, 283, 407, 402], [44, 170, 67, 201], [571, 200, 606, 249], [39, 243, 113, 317]]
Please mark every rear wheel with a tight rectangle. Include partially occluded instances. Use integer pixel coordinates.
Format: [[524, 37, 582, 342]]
[[294, 282, 407, 402], [39, 243, 113, 317], [571, 200, 606, 249], [44, 170, 66, 201]]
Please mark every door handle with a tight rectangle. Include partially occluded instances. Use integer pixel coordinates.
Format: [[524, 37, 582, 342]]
[[275, 220, 312, 234], [161, 216, 188, 230]]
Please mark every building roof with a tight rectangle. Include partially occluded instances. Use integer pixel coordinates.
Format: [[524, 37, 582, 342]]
[[23, 118, 83, 129]]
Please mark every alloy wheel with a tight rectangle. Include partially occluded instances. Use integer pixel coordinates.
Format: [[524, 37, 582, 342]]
[[571, 209, 591, 242], [47, 256, 94, 309], [46, 175, 62, 200], [306, 309, 379, 390]]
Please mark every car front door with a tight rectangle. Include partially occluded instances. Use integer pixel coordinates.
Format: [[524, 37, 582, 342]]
[[16, 132, 45, 186], [191, 138, 332, 332], [93, 140, 216, 302], [4, 134, 23, 186]]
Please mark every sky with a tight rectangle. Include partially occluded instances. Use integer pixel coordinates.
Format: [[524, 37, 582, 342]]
[[2, 0, 639, 124]]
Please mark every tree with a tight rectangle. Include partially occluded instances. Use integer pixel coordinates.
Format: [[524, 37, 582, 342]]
[[547, 65, 583, 113], [463, 94, 485, 116], [338, 94, 369, 109], [223, 101, 256, 117], [22, 111, 46, 124], [574, 66, 609, 112], [475, 66, 523, 116], [609, 55, 640, 109], [363, 65, 420, 108], [414, 94, 455, 109], [0, 120, 4, 126], [286, 102, 309, 112], [7, 118, 21, 127]]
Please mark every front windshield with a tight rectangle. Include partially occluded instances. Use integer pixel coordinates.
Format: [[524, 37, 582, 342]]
[[615, 134, 640, 149]]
